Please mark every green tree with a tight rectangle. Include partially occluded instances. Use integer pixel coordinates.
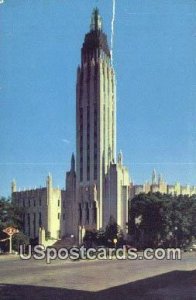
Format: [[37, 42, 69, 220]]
[[128, 192, 196, 249], [0, 197, 28, 252], [0, 197, 23, 230], [105, 216, 121, 246]]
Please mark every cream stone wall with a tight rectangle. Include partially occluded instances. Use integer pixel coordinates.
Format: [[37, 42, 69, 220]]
[[130, 171, 196, 198], [12, 175, 61, 240], [12, 187, 48, 239], [104, 157, 130, 232]]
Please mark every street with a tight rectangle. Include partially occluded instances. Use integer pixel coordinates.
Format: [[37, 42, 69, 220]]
[[0, 252, 195, 299]]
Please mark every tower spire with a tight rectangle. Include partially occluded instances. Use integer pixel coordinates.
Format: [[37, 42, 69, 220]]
[[71, 153, 75, 172], [90, 8, 102, 31], [152, 169, 157, 185], [11, 179, 17, 193]]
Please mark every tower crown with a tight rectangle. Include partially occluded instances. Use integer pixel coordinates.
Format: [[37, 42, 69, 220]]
[[82, 8, 110, 61], [90, 8, 103, 31]]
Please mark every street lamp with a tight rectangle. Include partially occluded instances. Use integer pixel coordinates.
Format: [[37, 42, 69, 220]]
[[113, 238, 117, 248]]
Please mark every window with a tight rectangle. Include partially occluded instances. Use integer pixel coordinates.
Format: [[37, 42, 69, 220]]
[[23, 213, 25, 227], [58, 213, 60, 220], [58, 199, 60, 207], [28, 213, 30, 236], [39, 212, 42, 227], [94, 165, 97, 180], [33, 213, 36, 238], [87, 165, 90, 181], [93, 202, 97, 223], [80, 168, 83, 181], [79, 203, 82, 224], [86, 203, 89, 224], [28, 213, 30, 225]]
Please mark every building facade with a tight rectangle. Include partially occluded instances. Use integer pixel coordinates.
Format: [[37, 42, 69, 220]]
[[12, 174, 62, 240], [130, 169, 196, 199], [75, 8, 130, 236], [12, 9, 131, 243]]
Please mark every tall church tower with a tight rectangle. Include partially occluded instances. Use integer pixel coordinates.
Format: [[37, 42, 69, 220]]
[[76, 8, 116, 231]]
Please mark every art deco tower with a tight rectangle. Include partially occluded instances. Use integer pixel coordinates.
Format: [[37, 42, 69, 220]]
[[11, 9, 130, 243], [76, 8, 116, 230]]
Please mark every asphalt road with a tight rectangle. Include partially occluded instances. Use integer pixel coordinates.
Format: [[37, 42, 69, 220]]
[[0, 252, 195, 299]]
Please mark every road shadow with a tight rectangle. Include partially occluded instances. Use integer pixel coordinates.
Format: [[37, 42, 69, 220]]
[[0, 270, 195, 300]]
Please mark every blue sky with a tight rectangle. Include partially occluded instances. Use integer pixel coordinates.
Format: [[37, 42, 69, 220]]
[[0, 0, 196, 197]]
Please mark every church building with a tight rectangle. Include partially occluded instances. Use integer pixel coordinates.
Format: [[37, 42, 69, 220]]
[[11, 9, 131, 244]]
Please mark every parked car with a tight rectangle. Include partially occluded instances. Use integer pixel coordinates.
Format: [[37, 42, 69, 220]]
[[183, 242, 196, 252]]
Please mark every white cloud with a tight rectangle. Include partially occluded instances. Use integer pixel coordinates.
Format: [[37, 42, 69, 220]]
[[61, 138, 70, 144]]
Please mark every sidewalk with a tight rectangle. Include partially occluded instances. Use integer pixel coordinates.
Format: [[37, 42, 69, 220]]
[[0, 254, 20, 261]]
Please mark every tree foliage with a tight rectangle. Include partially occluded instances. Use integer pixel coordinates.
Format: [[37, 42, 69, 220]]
[[83, 216, 122, 247], [105, 216, 120, 241], [129, 192, 196, 248], [0, 197, 23, 229], [0, 197, 28, 252]]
